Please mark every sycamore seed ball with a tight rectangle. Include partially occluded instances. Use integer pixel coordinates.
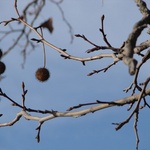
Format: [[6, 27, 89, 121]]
[[0, 49, 2, 59], [35, 67, 50, 82], [0, 61, 6, 74]]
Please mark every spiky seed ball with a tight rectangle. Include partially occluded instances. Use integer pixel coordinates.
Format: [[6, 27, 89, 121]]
[[0, 61, 6, 74], [0, 49, 2, 59], [35, 67, 50, 82]]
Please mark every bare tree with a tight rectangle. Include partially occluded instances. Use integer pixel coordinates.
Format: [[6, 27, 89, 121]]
[[0, 0, 150, 150]]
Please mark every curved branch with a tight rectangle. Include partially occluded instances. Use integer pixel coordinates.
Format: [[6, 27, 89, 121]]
[[1, 87, 150, 126], [121, 0, 150, 75]]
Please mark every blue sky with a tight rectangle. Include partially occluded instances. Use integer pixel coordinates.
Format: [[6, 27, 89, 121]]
[[0, 0, 150, 150]]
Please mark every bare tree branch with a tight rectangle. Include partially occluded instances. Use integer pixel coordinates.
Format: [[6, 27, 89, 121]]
[[0, 1, 150, 150]]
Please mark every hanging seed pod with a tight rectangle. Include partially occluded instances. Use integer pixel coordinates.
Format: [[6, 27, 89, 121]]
[[0, 61, 6, 74], [0, 49, 3, 59], [35, 67, 50, 82]]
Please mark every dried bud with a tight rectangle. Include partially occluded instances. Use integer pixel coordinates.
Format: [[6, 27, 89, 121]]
[[40, 18, 53, 33]]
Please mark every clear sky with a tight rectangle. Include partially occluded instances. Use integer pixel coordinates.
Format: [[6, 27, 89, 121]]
[[0, 0, 150, 150]]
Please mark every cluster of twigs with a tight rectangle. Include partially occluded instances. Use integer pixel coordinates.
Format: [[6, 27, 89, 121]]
[[0, 0, 73, 67], [0, 82, 58, 142], [0, 0, 150, 150]]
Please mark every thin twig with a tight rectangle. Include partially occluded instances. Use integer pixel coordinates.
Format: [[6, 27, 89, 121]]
[[134, 111, 139, 150]]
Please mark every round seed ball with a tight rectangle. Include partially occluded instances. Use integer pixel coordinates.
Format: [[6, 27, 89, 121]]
[[35, 67, 50, 82], [0, 49, 2, 59], [0, 61, 6, 74]]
